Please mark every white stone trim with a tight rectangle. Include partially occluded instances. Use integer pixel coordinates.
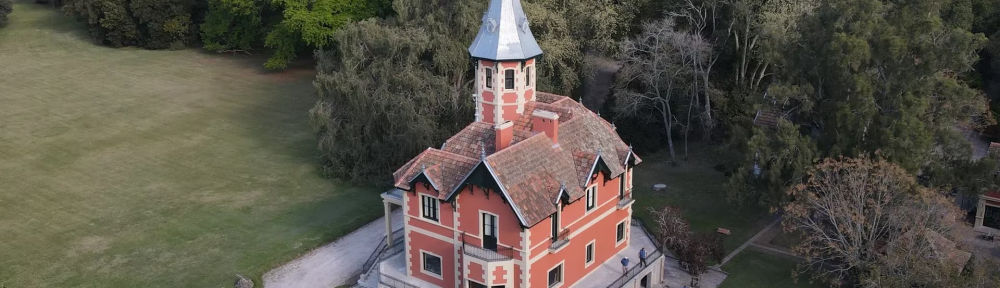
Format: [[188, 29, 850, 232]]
[[479, 210, 500, 243], [418, 193, 441, 223], [616, 219, 628, 247], [585, 239, 596, 267], [546, 261, 565, 288]]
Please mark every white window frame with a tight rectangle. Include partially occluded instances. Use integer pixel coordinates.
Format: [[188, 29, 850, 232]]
[[586, 185, 597, 212], [485, 67, 493, 89], [526, 66, 533, 87], [616, 219, 627, 246], [480, 210, 499, 243], [627, 167, 633, 189], [585, 240, 596, 267], [420, 250, 444, 279], [504, 69, 515, 90], [547, 262, 564, 288], [420, 194, 439, 223]]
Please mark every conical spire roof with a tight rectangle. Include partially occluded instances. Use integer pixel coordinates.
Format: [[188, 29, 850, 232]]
[[468, 0, 543, 61]]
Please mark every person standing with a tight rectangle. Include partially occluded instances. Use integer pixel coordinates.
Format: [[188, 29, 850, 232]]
[[620, 257, 630, 274], [639, 247, 647, 267]]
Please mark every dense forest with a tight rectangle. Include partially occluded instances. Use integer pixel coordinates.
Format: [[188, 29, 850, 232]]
[[41, 0, 1000, 204], [26, 0, 1000, 285]]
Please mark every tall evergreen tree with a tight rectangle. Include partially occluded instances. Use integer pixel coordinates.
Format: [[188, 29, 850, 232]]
[[728, 0, 991, 207]]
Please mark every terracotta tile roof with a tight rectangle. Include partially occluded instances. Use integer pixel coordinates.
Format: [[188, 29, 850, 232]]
[[392, 93, 638, 226], [922, 229, 972, 273], [392, 149, 479, 198], [486, 135, 583, 224]]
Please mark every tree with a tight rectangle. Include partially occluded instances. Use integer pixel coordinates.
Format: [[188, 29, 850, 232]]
[[647, 206, 723, 288], [0, 0, 12, 27], [783, 156, 961, 286], [263, 0, 387, 69], [62, 0, 200, 49], [200, 0, 274, 52], [647, 206, 690, 250], [615, 17, 709, 163], [728, 0, 991, 206], [310, 15, 474, 184]]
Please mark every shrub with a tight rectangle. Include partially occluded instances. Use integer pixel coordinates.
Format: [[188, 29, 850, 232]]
[[1, 0, 12, 26], [62, 0, 197, 49]]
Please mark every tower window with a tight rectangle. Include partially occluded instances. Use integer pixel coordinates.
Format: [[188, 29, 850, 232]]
[[526, 66, 532, 87], [485, 68, 493, 89], [505, 69, 515, 89]]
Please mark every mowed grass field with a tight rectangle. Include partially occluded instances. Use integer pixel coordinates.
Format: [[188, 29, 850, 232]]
[[0, 2, 381, 287]]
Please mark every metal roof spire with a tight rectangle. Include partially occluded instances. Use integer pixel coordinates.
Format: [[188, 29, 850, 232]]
[[480, 142, 487, 160], [468, 0, 543, 61]]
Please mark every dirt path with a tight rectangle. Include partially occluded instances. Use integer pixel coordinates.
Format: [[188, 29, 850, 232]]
[[718, 215, 783, 266], [263, 210, 403, 288]]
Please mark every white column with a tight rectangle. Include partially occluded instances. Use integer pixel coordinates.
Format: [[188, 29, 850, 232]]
[[385, 201, 393, 246]]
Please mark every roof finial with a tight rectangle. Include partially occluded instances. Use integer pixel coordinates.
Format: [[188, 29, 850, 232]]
[[421, 164, 427, 172], [578, 97, 583, 103], [597, 111, 601, 117], [480, 141, 487, 160], [441, 140, 448, 150], [611, 123, 616, 130], [629, 143, 633, 151]]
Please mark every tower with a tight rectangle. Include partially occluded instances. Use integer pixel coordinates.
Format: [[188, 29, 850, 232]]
[[468, 0, 543, 125]]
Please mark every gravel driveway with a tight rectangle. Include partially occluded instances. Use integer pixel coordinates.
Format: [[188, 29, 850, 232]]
[[264, 210, 404, 288]]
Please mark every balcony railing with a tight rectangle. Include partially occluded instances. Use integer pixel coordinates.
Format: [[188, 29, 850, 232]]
[[605, 217, 665, 288], [461, 233, 516, 262], [549, 228, 571, 251], [361, 228, 404, 276], [616, 196, 635, 209]]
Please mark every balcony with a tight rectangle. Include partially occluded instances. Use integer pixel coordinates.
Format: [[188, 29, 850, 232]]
[[461, 234, 516, 262], [616, 195, 635, 210], [548, 228, 571, 252]]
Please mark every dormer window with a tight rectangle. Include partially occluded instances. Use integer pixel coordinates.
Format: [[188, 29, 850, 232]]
[[421, 195, 439, 222], [586, 186, 597, 211], [505, 69, 515, 89], [485, 68, 493, 89]]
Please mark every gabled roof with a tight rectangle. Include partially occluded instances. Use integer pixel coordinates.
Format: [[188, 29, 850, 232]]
[[468, 0, 543, 61], [393, 149, 480, 198], [392, 93, 638, 227]]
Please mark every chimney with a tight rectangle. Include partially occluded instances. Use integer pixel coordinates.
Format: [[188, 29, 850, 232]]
[[495, 121, 514, 151], [531, 109, 559, 144]]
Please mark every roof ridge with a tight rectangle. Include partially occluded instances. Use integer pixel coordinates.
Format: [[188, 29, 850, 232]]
[[486, 132, 551, 160]]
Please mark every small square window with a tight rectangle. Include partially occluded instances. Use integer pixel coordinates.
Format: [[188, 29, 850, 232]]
[[505, 69, 515, 89], [586, 186, 597, 211], [586, 242, 594, 264], [485, 68, 493, 89], [548, 264, 562, 287], [421, 195, 438, 222], [422, 252, 442, 276], [617, 222, 626, 243]]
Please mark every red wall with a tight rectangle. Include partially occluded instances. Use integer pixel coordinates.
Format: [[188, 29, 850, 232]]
[[407, 231, 456, 287], [456, 185, 524, 252], [467, 261, 485, 283], [527, 170, 629, 288]]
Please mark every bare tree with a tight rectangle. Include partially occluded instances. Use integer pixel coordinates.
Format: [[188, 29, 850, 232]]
[[615, 18, 707, 162], [647, 206, 690, 249], [648, 206, 723, 288], [783, 156, 961, 286]]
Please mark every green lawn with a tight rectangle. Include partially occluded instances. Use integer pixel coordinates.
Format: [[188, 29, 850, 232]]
[[720, 250, 822, 288], [630, 148, 770, 252], [0, 2, 381, 287]]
